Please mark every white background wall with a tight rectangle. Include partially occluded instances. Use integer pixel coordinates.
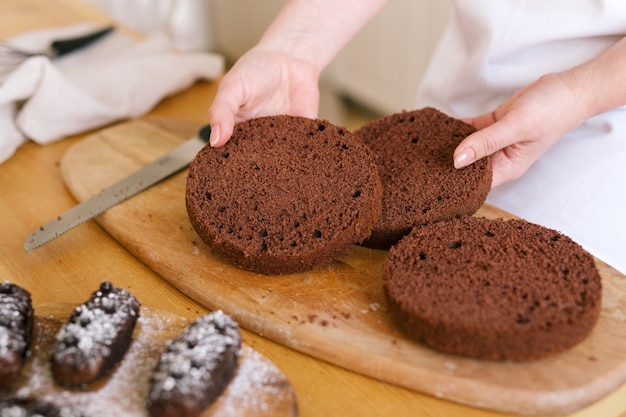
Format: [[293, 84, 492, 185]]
[[84, 0, 451, 114]]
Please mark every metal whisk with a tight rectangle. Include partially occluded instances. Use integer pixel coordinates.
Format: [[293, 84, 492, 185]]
[[0, 26, 114, 80]]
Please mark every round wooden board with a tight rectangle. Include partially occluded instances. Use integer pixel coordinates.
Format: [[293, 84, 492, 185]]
[[1, 303, 298, 417]]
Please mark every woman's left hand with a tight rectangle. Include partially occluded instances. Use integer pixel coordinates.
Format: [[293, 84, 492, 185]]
[[456, 35, 626, 188], [454, 73, 587, 188]]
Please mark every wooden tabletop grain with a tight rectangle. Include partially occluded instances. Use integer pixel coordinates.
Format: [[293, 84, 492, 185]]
[[1, 1, 625, 416]]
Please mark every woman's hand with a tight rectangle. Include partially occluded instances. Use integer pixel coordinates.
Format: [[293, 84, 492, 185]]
[[207, 48, 320, 147], [206, 0, 391, 148], [455, 36, 626, 188], [454, 74, 587, 188]]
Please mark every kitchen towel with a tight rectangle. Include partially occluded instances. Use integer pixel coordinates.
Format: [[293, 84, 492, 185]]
[[0, 22, 224, 163]]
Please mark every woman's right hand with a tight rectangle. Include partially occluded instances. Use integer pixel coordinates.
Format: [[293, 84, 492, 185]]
[[206, 0, 392, 147], [206, 48, 320, 148]]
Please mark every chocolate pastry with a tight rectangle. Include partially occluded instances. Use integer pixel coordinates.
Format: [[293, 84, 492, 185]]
[[0, 281, 34, 389], [50, 281, 140, 387], [0, 397, 82, 417], [147, 310, 241, 417]]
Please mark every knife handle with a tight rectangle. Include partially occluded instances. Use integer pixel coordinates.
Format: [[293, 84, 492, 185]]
[[51, 26, 115, 57], [198, 124, 212, 143]]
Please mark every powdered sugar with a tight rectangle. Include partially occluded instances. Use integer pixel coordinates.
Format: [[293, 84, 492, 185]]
[[0, 281, 33, 388], [147, 310, 241, 413], [3, 305, 296, 417], [216, 348, 295, 415], [0, 282, 32, 356]]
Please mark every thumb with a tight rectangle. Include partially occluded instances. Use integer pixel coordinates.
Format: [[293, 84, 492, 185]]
[[207, 93, 240, 148], [206, 110, 234, 148], [207, 71, 252, 147]]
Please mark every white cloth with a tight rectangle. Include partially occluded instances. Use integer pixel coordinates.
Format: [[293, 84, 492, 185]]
[[416, 0, 626, 273], [0, 23, 224, 163]]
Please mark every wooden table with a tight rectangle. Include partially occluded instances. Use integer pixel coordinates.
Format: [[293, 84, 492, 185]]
[[1, 1, 625, 416]]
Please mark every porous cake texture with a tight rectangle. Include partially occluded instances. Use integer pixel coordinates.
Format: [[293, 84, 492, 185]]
[[354, 107, 492, 249], [186, 115, 383, 275], [383, 216, 602, 361]]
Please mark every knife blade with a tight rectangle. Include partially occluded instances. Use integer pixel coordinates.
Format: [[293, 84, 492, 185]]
[[24, 124, 211, 253]]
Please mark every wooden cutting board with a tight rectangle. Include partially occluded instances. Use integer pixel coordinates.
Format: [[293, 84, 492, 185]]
[[59, 119, 626, 416]]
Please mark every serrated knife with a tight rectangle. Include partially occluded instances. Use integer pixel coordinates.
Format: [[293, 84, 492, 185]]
[[24, 124, 211, 253]]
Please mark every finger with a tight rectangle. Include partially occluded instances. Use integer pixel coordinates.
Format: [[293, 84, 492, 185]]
[[207, 83, 243, 147], [453, 118, 519, 169], [206, 109, 234, 148]]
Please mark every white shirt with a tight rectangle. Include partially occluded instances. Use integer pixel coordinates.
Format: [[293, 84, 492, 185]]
[[416, 0, 626, 273]]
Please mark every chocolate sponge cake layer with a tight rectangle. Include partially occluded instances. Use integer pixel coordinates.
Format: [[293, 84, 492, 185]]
[[354, 107, 492, 249], [186, 115, 383, 275], [383, 216, 602, 361]]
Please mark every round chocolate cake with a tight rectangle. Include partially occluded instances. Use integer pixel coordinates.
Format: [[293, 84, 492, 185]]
[[354, 107, 492, 249], [186, 115, 383, 275], [383, 215, 602, 361]]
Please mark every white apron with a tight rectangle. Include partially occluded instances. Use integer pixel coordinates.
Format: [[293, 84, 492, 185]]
[[416, 0, 626, 273]]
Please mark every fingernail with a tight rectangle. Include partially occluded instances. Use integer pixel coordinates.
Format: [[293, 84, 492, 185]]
[[454, 147, 475, 168], [209, 125, 220, 147]]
